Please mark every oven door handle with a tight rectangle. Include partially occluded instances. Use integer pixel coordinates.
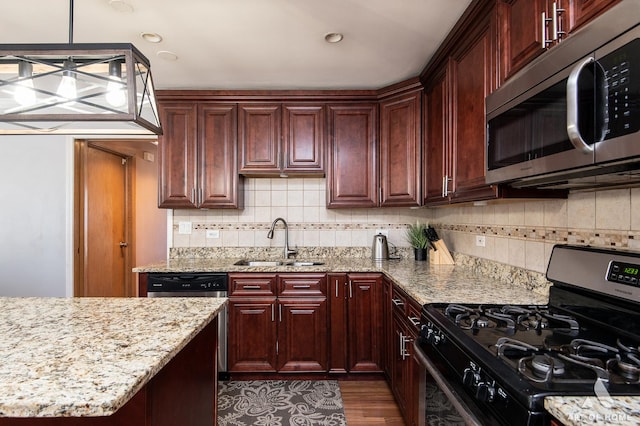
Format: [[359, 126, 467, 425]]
[[413, 341, 483, 426]]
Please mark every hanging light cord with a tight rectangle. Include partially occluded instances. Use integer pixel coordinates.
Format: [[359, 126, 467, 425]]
[[68, 0, 74, 44]]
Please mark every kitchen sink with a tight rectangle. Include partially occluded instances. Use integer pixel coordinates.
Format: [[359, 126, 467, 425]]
[[233, 259, 324, 267]]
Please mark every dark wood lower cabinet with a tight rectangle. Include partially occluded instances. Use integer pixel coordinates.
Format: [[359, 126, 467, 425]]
[[228, 298, 278, 372], [277, 298, 328, 372]]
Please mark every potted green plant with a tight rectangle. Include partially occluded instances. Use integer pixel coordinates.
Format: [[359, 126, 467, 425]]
[[405, 222, 429, 261]]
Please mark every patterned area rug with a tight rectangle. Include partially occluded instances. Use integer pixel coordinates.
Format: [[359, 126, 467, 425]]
[[424, 381, 465, 426], [218, 380, 347, 425]]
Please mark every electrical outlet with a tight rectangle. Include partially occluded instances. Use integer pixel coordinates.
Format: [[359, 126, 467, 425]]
[[206, 230, 220, 239], [375, 229, 389, 237], [476, 235, 486, 247], [178, 221, 192, 235]]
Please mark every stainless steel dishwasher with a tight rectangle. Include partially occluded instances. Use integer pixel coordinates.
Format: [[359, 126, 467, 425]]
[[146, 273, 229, 379]]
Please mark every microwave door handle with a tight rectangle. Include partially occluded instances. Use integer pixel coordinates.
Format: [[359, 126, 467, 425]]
[[566, 56, 595, 154]]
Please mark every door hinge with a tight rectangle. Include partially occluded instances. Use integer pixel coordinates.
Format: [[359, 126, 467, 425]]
[[121, 158, 127, 166]]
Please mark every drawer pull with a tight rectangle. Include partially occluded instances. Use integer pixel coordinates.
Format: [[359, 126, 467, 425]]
[[392, 298, 404, 307], [409, 316, 421, 327], [293, 285, 311, 289], [243, 285, 262, 290]]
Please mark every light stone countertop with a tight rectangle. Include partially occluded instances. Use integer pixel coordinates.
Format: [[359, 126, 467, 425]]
[[133, 257, 550, 305], [0, 297, 227, 418], [134, 255, 640, 425]]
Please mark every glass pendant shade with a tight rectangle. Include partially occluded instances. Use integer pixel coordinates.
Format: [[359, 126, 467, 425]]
[[0, 43, 162, 135]]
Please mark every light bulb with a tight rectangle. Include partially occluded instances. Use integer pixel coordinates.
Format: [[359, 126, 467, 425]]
[[106, 77, 126, 107], [105, 61, 126, 107], [57, 60, 77, 105], [14, 61, 36, 107]]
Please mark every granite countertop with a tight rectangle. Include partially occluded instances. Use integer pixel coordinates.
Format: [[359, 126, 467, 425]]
[[133, 257, 549, 306], [134, 255, 640, 425], [0, 297, 227, 418]]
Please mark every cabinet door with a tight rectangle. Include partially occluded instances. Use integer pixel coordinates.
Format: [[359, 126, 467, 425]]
[[282, 104, 325, 174], [238, 104, 282, 174], [571, 0, 619, 31], [198, 104, 243, 208], [157, 102, 198, 208], [328, 274, 348, 374], [227, 298, 277, 372], [499, 0, 548, 81], [277, 298, 328, 372], [380, 92, 421, 207], [381, 277, 393, 379], [347, 273, 382, 372], [423, 71, 449, 205], [391, 311, 411, 418], [450, 23, 498, 202], [327, 104, 378, 208]]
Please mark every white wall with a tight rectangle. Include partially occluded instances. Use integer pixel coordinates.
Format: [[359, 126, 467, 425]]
[[0, 135, 72, 296]]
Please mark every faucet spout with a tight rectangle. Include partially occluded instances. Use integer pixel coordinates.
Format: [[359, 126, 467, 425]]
[[267, 217, 297, 259]]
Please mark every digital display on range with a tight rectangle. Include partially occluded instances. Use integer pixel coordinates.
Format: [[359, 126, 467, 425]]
[[607, 261, 640, 286]]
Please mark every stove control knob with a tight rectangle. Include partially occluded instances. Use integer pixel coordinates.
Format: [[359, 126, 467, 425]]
[[476, 382, 495, 403], [462, 368, 480, 388]]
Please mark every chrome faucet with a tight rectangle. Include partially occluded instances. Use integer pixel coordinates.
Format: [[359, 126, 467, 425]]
[[267, 217, 297, 259]]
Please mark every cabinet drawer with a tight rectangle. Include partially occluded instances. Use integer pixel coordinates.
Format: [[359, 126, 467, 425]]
[[278, 274, 327, 296], [406, 299, 422, 332], [229, 273, 276, 296], [391, 286, 408, 316]]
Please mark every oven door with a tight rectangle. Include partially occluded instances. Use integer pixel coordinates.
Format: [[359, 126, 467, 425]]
[[413, 340, 488, 426]]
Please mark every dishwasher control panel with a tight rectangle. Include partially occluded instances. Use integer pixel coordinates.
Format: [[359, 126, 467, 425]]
[[147, 273, 228, 293]]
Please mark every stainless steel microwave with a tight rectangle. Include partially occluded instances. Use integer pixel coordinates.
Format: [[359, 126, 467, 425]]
[[486, 1, 640, 190]]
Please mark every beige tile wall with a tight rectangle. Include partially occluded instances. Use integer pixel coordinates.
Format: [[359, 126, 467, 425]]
[[172, 178, 428, 252], [172, 180, 640, 274], [433, 188, 640, 273]]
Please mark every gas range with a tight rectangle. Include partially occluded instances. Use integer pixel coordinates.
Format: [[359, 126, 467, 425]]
[[418, 245, 640, 425]]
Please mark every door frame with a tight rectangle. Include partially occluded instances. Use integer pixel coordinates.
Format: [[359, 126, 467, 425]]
[[74, 140, 136, 297]]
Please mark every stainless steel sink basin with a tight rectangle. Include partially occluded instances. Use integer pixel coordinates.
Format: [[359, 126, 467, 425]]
[[233, 260, 286, 266], [233, 259, 324, 267]]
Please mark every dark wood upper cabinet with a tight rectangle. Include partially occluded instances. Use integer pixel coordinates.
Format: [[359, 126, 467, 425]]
[[423, 71, 449, 206], [158, 101, 243, 209], [379, 90, 422, 207], [326, 104, 378, 208], [239, 103, 325, 176], [498, 0, 620, 83], [157, 102, 198, 208]]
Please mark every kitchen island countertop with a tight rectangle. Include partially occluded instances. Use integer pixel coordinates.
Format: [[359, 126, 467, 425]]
[[0, 297, 227, 418]]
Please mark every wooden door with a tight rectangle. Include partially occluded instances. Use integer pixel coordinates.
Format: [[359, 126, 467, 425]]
[[423, 71, 449, 205], [238, 103, 282, 174], [157, 102, 198, 208], [282, 104, 325, 174], [571, 0, 619, 32], [327, 104, 378, 208], [347, 273, 382, 372], [277, 298, 328, 372], [198, 103, 243, 208], [380, 92, 421, 207], [76, 143, 130, 297], [227, 298, 278, 372]]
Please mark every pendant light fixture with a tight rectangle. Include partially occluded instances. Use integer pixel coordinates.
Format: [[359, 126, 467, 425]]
[[0, 0, 162, 135]]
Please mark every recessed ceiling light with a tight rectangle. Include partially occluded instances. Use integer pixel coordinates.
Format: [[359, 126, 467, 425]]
[[141, 32, 163, 43], [157, 51, 178, 61], [108, 0, 134, 13], [324, 33, 344, 43]]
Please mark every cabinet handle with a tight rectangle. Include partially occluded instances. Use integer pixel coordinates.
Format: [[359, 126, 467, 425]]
[[279, 304, 282, 322], [552, 2, 565, 41], [199, 188, 204, 206], [402, 335, 413, 360], [271, 304, 275, 322], [442, 175, 452, 197], [293, 285, 311, 289], [399, 332, 404, 357], [243, 285, 261, 290], [335, 280, 339, 298], [392, 298, 404, 307], [190, 188, 196, 205], [541, 11, 553, 49], [409, 316, 421, 327], [349, 281, 353, 299]]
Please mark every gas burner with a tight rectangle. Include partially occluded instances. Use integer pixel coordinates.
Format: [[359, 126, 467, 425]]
[[475, 318, 491, 328], [531, 354, 566, 377]]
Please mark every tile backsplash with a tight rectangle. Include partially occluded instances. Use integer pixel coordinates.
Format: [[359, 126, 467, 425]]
[[172, 178, 640, 274]]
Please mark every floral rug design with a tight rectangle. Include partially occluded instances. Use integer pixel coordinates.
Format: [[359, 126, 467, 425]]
[[218, 380, 347, 425]]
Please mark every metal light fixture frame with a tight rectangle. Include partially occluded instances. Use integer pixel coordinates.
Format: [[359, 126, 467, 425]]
[[0, 0, 162, 135]]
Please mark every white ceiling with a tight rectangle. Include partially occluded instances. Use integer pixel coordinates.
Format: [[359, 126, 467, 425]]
[[1, 0, 472, 90]]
